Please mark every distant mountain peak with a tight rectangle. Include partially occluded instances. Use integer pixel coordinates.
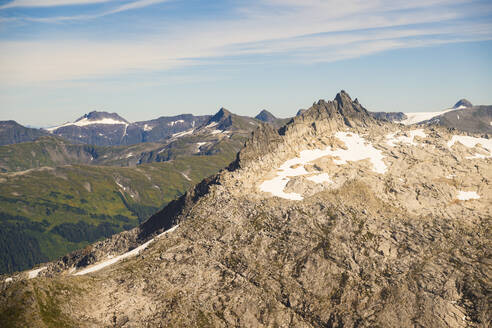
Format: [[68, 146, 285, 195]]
[[76, 111, 129, 124], [255, 109, 277, 123], [453, 99, 472, 109], [209, 107, 231, 122]]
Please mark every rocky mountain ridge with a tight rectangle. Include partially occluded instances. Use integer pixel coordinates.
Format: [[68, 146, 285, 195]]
[[45, 111, 212, 146], [0, 120, 49, 146], [1, 91, 490, 327]]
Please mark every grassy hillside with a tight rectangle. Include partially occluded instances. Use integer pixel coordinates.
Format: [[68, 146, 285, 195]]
[[0, 136, 168, 172], [0, 153, 234, 274]]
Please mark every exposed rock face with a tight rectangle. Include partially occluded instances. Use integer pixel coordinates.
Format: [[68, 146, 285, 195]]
[[296, 108, 306, 116], [453, 99, 473, 108], [0, 120, 48, 146], [423, 105, 492, 134], [45, 111, 211, 146], [370, 111, 407, 122], [255, 109, 277, 123], [134, 113, 210, 143], [1, 91, 491, 328]]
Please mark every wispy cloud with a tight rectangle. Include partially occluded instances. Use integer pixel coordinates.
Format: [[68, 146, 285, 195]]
[[15, 0, 173, 22], [0, 0, 491, 84], [0, 0, 114, 10]]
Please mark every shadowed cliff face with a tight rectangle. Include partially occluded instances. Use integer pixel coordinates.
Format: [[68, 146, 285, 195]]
[[1, 91, 490, 328]]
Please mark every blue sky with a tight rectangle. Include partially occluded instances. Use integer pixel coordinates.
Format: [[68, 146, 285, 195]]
[[0, 0, 491, 126]]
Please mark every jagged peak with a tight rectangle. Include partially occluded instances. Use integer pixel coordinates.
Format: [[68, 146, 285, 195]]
[[292, 91, 372, 129]]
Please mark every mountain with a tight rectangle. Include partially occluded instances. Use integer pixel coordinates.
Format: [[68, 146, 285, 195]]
[[421, 105, 492, 134], [0, 120, 49, 146], [255, 109, 277, 123], [370, 99, 492, 133], [0, 107, 262, 274], [134, 114, 210, 143], [255, 109, 291, 128], [2, 109, 287, 148], [45, 111, 141, 146], [453, 99, 473, 109], [45, 111, 211, 146], [2, 91, 489, 327]]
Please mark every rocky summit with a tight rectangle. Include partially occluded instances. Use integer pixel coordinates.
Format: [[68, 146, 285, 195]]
[[1, 91, 491, 328], [453, 99, 473, 109]]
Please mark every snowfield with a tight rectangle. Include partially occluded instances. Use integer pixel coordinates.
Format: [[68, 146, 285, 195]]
[[447, 135, 492, 158], [73, 225, 179, 276], [172, 129, 194, 138], [400, 108, 457, 125], [46, 118, 128, 131], [260, 132, 387, 200]]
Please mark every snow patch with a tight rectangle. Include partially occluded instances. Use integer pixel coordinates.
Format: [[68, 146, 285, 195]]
[[211, 129, 222, 135], [46, 118, 128, 131], [172, 129, 194, 138], [447, 135, 492, 158], [4, 277, 12, 283], [206, 121, 218, 128], [456, 191, 480, 201], [307, 173, 333, 184], [167, 120, 185, 126], [260, 132, 387, 200], [73, 225, 179, 276], [386, 129, 426, 147], [126, 153, 133, 158], [28, 267, 46, 279], [400, 108, 456, 125], [143, 124, 153, 131]]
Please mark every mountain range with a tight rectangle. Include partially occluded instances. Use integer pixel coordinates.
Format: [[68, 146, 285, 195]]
[[371, 99, 492, 133], [0, 91, 490, 327], [0, 107, 274, 275]]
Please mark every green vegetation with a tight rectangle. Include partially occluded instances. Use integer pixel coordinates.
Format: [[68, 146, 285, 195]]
[[0, 136, 166, 172], [0, 152, 235, 274]]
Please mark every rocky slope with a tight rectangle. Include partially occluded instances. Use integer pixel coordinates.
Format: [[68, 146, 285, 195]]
[[373, 99, 491, 134], [0, 121, 49, 146], [46, 111, 212, 146], [422, 105, 492, 134], [369, 111, 407, 122], [1, 91, 491, 327]]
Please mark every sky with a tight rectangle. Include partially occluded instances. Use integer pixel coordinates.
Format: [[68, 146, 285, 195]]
[[0, 0, 491, 127]]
